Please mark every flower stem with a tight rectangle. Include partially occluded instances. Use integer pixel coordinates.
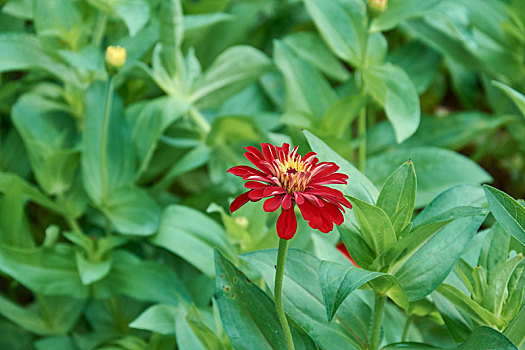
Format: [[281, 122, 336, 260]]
[[370, 292, 386, 350], [358, 105, 367, 172], [401, 314, 413, 342], [275, 238, 294, 350]]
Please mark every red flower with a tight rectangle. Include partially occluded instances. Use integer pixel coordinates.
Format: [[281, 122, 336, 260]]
[[227, 143, 352, 239], [336, 242, 361, 268]]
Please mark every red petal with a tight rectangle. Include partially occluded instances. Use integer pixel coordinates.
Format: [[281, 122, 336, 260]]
[[261, 143, 277, 162], [282, 193, 292, 209], [230, 191, 250, 213], [276, 206, 297, 240], [248, 189, 267, 201], [244, 152, 273, 174], [227, 165, 266, 177], [263, 186, 286, 196], [263, 195, 284, 212], [309, 173, 348, 185], [244, 181, 267, 189]]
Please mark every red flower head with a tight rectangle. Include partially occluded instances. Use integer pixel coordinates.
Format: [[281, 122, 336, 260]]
[[227, 143, 352, 240]]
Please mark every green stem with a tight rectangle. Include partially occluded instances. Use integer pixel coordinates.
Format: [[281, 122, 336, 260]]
[[358, 105, 367, 172], [401, 315, 413, 342], [189, 107, 211, 135], [100, 77, 114, 206], [275, 238, 294, 350], [370, 292, 386, 350], [92, 11, 108, 46]]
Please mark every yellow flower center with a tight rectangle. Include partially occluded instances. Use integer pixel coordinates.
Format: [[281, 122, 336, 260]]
[[272, 155, 313, 193]]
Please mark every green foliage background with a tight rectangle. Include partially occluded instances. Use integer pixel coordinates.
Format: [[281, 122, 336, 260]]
[[0, 0, 524, 349]]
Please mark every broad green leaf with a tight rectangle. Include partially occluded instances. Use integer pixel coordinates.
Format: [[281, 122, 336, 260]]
[[242, 249, 372, 349], [493, 81, 525, 120], [33, 0, 82, 46], [436, 284, 505, 328], [303, 0, 367, 66], [304, 130, 379, 204], [87, 0, 150, 36], [367, 148, 492, 207], [128, 96, 190, 177], [158, 0, 183, 78], [104, 186, 161, 236], [319, 260, 407, 322], [349, 196, 396, 255], [484, 185, 525, 245], [12, 93, 78, 195], [338, 222, 376, 268], [2, 0, 33, 20], [319, 94, 367, 138], [370, 0, 441, 33], [75, 252, 112, 285], [0, 244, 87, 298], [185, 305, 232, 350], [283, 32, 350, 82], [92, 250, 189, 304], [390, 185, 488, 300], [376, 161, 416, 235], [0, 172, 62, 213], [129, 304, 177, 335], [82, 81, 135, 206], [363, 63, 420, 143], [0, 180, 33, 247], [0, 318, 33, 350], [482, 254, 523, 317], [191, 46, 270, 108], [0, 295, 83, 336], [383, 326, 516, 349], [504, 303, 525, 346], [215, 251, 316, 350], [151, 205, 236, 277], [0, 33, 72, 79], [34, 336, 76, 350], [479, 223, 511, 284], [274, 40, 337, 119]]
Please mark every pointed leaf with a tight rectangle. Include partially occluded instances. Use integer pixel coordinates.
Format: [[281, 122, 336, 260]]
[[484, 185, 525, 246]]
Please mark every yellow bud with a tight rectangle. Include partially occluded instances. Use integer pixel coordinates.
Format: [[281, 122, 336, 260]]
[[105, 45, 126, 69], [368, 0, 387, 12], [235, 216, 249, 228]]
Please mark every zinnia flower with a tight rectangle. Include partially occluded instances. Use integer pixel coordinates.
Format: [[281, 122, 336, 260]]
[[227, 143, 352, 239]]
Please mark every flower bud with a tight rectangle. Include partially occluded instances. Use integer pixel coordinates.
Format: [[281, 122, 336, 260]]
[[105, 45, 126, 69], [368, 0, 387, 13]]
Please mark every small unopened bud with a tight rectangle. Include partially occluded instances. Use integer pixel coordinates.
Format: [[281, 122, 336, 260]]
[[235, 216, 249, 228], [105, 46, 126, 69], [368, 0, 387, 12]]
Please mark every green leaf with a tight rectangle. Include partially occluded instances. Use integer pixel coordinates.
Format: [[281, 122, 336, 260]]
[[376, 161, 417, 235], [504, 302, 525, 346], [242, 249, 372, 349], [367, 148, 492, 207], [283, 32, 350, 82], [75, 252, 112, 285], [158, 0, 183, 78], [215, 251, 316, 350], [436, 284, 505, 328], [12, 93, 79, 195], [104, 186, 161, 236], [370, 0, 441, 33], [319, 260, 407, 322], [383, 326, 516, 349], [479, 223, 511, 284], [303, 0, 367, 66], [92, 250, 189, 304], [274, 40, 337, 119], [481, 255, 524, 316], [186, 305, 231, 350], [391, 185, 488, 300], [0, 180, 33, 247], [191, 46, 270, 108], [363, 63, 420, 143], [87, 0, 150, 36], [82, 81, 134, 205], [129, 304, 177, 335], [151, 205, 236, 277], [492, 81, 525, 120], [484, 185, 525, 246], [33, 0, 82, 46], [129, 96, 190, 177], [349, 196, 396, 256], [304, 130, 378, 204], [0, 295, 83, 336]]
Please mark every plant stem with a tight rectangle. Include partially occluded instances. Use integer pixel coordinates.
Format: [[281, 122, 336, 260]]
[[358, 105, 367, 172], [275, 238, 294, 350], [370, 292, 386, 350], [92, 11, 108, 46], [100, 77, 114, 206], [401, 315, 413, 342], [189, 107, 211, 135]]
